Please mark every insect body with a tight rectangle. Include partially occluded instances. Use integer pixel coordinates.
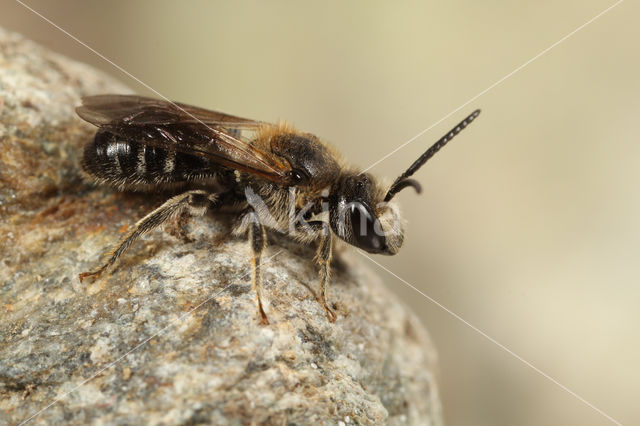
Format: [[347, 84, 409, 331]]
[[77, 95, 480, 323]]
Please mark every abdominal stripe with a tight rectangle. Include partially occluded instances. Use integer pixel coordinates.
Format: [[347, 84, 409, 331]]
[[83, 130, 220, 185]]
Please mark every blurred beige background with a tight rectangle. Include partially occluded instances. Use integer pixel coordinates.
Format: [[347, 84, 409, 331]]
[[2, 1, 638, 424]]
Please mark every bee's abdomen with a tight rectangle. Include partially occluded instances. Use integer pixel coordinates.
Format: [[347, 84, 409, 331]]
[[82, 131, 218, 188]]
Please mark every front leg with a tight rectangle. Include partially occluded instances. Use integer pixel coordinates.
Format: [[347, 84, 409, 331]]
[[315, 222, 337, 322]]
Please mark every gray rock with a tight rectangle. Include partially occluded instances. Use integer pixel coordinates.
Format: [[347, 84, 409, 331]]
[[0, 27, 441, 425]]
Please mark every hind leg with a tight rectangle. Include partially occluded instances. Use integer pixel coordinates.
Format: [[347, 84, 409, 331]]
[[79, 190, 217, 282]]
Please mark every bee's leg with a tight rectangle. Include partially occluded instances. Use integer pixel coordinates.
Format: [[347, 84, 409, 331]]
[[166, 209, 195, 243], [79, 190, 216, 282], [315, 222, 337, 322], [246, 210, 270, 324]]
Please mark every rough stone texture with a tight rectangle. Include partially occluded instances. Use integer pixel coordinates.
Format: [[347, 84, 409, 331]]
[[0, 28, 441, 425]]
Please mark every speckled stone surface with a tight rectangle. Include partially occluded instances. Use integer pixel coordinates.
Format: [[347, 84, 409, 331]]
[[0, 27, 442, 425]]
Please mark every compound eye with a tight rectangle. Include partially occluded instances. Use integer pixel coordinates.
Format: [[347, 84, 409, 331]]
[[349, 204, 386, 253], [289, 169, 309, 185]]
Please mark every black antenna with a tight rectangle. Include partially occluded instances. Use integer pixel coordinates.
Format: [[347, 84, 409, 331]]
[[384, 109, 481, 202]]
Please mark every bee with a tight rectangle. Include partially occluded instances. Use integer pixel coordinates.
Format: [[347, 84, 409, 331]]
[[77, 95, 480, 323]]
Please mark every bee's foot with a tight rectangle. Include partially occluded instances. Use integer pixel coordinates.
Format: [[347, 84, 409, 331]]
[[78, 268, 105, 283], [259, 310, 270, 325], [257, 301, 270, 325], [323, 303, 337, 323]]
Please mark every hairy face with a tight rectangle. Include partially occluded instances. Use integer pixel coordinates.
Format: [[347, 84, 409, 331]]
[[329, 173, 404, 255]]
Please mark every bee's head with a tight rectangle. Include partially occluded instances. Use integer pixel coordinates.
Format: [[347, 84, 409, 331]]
[[329, 109, 481, 255], [329, 173, 405, 255]]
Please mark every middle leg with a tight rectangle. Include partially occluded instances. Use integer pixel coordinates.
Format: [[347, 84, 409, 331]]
[[246, 209, 270, 324]]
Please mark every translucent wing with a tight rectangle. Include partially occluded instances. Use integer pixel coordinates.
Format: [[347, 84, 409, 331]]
[[77, 95, 291, 183], [77, 94, 262, 127]]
